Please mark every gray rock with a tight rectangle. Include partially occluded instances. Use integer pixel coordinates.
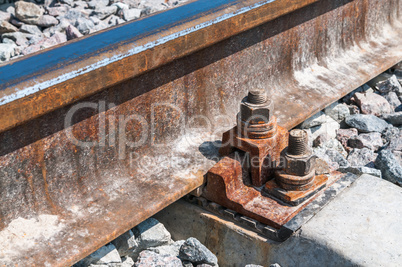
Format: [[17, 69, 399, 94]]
[[112, 2, 129, 10], [148, 240, 185, 257], [20, 24, 43, 36], [300, 111, 327, 129], [0, 21, 18, 34], [0, 10, 11, 22], [88, 0, 110, 9], [90, 20, 108, 33], [348, 132, 383, 151], [347, 104, 360, 115], [74, 1, 89, 9], [345, 114, 389, 133], [245, 265, 264, 267], [27, 34, 44, 45], [121, 256, 135, 267], [66, 24, 83, 40], [179, 237, 218, 266], [325, 149, 349, 169], [36, 15, 59, 27], [382, 112, 402, 126], [342, 84, 371, 104], [2, 38, 16, 45], [63, 9, 85, 23], [75, 244, 122, 266], [315, 158, 330, 175], [323, 139, 347, 158], [42, 18, 70, 36], [378, 75, 402, 95], [46, 6, 69, 17], [393, 151, 402, 166], [312, 133, 329, 148], [92, 6, 118, 20], [347, 148, 376, 167], [383, 91, 402, 111], [134, 250, 182, 267], [270, 264, 281, 267], [324, 102, 350, 122], [119, 0, 141, 8], [76, 17, 95, 35], [375, 149, 402, 185], [336, 128, 358, 151], [381, 126, 400, 144], [15, 0, 43, 24], [338, 166, 382, 178], [0, 43, 16, 61], [139, 0, 169, 13], [123, 7, 142, 21], [106, 15, 125, 26], [388, 132, 402, 152], [353, 92, 392, 116], [111, 229, 138, 257], [89, 16, 101, 25], [1, 32, 32, 46], [313, 147, 339, 171], [309, 117, 340, 141], [134, 218, 172, 249], [21, 32, 66, 55]]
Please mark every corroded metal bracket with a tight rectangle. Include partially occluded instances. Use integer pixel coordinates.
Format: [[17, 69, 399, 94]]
[[202, 90, 337, 230]]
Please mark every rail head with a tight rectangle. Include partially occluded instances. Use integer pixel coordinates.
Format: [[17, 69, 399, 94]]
[[0, 0, 318, 133]]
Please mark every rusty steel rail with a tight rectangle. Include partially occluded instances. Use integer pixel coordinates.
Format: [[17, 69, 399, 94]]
[[0, 0, 401, 266]]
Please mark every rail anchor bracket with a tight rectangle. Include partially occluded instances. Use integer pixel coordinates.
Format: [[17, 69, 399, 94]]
[[202, 89, 343, 232]]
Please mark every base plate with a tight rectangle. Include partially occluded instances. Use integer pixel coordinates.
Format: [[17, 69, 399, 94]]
[[263, 174, 328, 206]]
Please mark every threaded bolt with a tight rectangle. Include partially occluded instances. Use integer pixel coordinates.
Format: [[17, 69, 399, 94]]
[[287, 129, 308, 156], [247, 89, 267, 104]]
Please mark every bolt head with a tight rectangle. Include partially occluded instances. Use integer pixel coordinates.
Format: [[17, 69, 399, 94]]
[[240, 97, 273, 124], [283, 153, 316, 176]]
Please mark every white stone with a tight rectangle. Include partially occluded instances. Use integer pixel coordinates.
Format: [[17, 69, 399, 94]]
[[123, 8, 142, 21], [309, 117, 340, 141], [76, 244, 122, 266], [300, 111, 328, 129], [15, 1, 43, 24], [324, 102, 350, 122]]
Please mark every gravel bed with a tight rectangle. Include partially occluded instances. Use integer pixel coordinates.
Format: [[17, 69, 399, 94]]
[[73, 217, 280, 267], [0, 0, 188, 63], [297, 65, 402, 184]]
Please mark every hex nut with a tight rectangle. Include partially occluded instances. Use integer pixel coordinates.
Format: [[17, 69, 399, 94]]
[[240, 98, 273, 124], [284, 153, 316, 176]]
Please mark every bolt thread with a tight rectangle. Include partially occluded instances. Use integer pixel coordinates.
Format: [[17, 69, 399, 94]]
[[288, 129, 308, 155], [247, 89, 267, 104]]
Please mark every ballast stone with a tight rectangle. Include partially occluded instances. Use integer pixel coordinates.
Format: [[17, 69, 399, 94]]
[[345, 114, 389, 133], [382, 112, 402, 126], [148, 240, 185, 257], [353, 92, 392, 116], [75, 243, 122, 266], [348, 132, 383, 151], [15, 1, 43, 24], [134, 250, 182, 267], [179, 237, 218, 266], [0, 43, 16, 61], [134, 217, 172, 248], [111, 229, 139, 257], [324, 102, 350, 122], [375, 149, 402, 185], [378, 75, 402, 95], [347, 148, 377, 167]]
